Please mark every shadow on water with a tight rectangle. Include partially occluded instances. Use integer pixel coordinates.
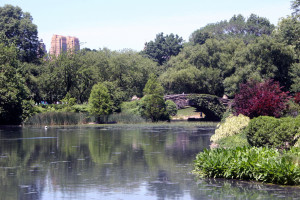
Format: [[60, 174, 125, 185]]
[[0, 125, 299, 200]]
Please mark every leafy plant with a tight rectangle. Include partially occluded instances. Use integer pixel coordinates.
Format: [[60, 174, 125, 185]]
[[193, 147, 300, 185], [234, 79, 290, 118], [211, 114, 250, 143]]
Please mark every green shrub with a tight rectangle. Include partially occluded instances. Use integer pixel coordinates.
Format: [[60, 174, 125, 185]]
[[165, 100, 178, 116], [211, 114, 250, 143], [244, 116, 300, 148], [193, 147, 300, 185]]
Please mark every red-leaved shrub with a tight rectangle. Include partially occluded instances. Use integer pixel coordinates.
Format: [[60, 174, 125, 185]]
[[294, 92, 300, 105], [234, 79, 290, 118]]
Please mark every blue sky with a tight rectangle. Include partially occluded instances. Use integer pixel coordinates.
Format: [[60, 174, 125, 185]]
[[0, 0, 293, 51]]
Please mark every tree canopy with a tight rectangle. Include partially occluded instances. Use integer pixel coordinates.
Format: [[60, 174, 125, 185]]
[[190, 14, 275, 45], [0, 5, 41, 63], [0, 43, 33, 124], [142, 33, 183, 65]]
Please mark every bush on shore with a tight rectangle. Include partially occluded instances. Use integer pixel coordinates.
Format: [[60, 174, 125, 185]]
[[244, 115, 300, 149], [193, 146, 300, 185]]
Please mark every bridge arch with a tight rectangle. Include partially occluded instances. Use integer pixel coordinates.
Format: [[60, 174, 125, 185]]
[[164, 94, 230, 121]]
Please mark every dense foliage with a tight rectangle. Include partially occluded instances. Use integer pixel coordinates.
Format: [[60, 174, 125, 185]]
[[0, 5, 41, 63], [194, 147, 300, 185], [0, 43, 33, 124], [234, 80, 290, 118], [188, 94, 226, 121], [190, 14, 275, 45], [244, 116, 300, 149], [1, 3, 300, 124]]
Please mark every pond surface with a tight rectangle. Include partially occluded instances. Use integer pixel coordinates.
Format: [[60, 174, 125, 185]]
[[0, 125, 299, 200]]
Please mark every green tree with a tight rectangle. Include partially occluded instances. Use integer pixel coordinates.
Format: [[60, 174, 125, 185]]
[[291, 0, 300, 16], [165, 100, 177, 116], [140, 74, 168, 122], [275, 16, 300, 52], [107, 50, 157, 98], [160, 38, 244, 95], [142, 32, 183, 65], [0, 43, 33, 124], [88, 83, 112, 123], [190, 14, 274, 45], [0, 5, 41, 63], [38, 51, 82, 103], [246, 14, 275, 37], [143, 73, 164, 96], [224, 36, 295, 97]]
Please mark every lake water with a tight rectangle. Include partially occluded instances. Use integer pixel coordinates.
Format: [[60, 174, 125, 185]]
[[0, 125, 299, 200]]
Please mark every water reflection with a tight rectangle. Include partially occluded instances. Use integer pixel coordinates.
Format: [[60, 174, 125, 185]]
[[0, 125, 299, 200]]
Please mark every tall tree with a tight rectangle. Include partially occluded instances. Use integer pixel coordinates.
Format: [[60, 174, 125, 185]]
[[140, 74, 168, 122], [224, 36, 295, 97], [142, 33, 183, 65], [274, 16, 300, 53], [0, 43, 33, 124], [0, 5, 41, 63], [88, 83, 113, 123]]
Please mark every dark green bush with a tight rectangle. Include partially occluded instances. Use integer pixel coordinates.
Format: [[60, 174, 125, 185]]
[[244, 116, 300, 149], [165, 100, 178, 116], [193, 147, 300, 185]]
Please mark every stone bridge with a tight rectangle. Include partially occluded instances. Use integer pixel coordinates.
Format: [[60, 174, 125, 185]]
[[164, 94, 232, 121]]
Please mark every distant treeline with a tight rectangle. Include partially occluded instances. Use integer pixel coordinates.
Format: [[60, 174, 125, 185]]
[[0, 1, 299, 124]]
